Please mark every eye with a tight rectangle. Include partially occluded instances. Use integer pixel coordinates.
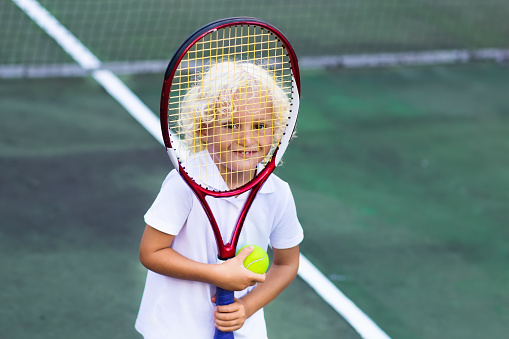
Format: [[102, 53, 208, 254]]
[[223, 123, 238, 130], [254, 123, 266, 130]]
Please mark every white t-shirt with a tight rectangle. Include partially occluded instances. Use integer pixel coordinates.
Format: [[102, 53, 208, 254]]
[[135, 157, 303, 338]]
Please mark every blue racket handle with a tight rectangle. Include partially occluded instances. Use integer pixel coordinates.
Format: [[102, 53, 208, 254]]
[[214, 287, 235, 339]]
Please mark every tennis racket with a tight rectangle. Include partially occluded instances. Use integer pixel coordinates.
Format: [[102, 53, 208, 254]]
[[160, 17, 300, 339]]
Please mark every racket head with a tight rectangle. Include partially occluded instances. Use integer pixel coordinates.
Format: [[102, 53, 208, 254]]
[[160, 17, 300, 196]]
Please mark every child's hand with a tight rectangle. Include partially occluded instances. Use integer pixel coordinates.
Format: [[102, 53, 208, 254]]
[[212, 296, 249, 332], [215, 246, 266, 291]]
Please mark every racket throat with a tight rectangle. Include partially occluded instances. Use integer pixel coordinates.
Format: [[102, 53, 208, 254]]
[[217, 244, 237, 261], [216, 185, 262, 260]]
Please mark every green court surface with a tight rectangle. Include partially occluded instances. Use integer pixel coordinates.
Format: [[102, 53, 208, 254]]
[[1, 63, 508, 338]]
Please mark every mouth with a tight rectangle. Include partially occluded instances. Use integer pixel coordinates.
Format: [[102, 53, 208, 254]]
[[234, 150, 258, 158]]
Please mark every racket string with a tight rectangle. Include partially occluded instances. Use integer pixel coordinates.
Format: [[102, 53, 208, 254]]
[[167, 24, 293, 191]]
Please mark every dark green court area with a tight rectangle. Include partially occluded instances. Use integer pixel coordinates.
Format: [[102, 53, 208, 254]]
[[1, 63, 507, 338]]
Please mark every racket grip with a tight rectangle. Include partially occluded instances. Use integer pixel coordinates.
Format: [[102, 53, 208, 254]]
[[214, 287, 235, 339]]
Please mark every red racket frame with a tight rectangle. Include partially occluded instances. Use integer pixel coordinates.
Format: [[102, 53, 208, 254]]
[[160, 17, 300, 260]]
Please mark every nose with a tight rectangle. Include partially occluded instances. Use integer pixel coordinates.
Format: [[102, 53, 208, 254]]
[[237, 128, 254, 147]]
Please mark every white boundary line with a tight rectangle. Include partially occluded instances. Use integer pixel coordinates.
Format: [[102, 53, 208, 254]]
[[2, 48, 508, 78], [11, 0, 162, 143], [299, 48, 509, 69], [12, 1, 391, 338], [299, 255, 390, 339]]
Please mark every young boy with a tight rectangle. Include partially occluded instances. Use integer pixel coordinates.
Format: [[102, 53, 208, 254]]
[[135, 61, 303, 338]]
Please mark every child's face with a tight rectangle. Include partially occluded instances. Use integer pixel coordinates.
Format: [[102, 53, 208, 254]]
[[200, 90, 275, 187]]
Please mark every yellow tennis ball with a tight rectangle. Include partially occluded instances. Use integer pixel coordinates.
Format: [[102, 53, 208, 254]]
[[236, 245, 269, 274]]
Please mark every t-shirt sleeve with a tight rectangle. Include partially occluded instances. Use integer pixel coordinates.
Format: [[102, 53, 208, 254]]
[[269, 182, 304, 249], [144, 170, 193, 235]]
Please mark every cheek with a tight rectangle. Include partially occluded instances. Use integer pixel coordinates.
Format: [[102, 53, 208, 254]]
[[259, 135, 274, 153], [261, 130, 275, 145], [212, 135, 234, 153]]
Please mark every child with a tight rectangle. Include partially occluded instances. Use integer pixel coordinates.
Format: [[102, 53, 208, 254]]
[[135, 61, 303, 338]]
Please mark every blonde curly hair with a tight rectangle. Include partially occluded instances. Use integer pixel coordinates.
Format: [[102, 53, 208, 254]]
[[178, 60, 290, 154]]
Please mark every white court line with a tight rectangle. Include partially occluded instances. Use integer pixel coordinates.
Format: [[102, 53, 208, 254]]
[[2, 50, 508, 78], [91, 69, 162, 142], [11, 0, 162, 143], [299, 255, 390, 339], [12, 1, 391, 337]]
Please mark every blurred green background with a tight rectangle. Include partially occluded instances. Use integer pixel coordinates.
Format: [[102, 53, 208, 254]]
[[1, 0, 508, 338]]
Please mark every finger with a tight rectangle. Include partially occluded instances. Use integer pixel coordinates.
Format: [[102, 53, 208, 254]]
[[211, 294, 216, 303], [213, 313, 244, 332], [215, 321, 242, 332], [214, 317, 242, 327], [214, 310, 237, 321], [215, 303, 241, 315], [236, 245, 254, 262], [249, 272, 266, 284]]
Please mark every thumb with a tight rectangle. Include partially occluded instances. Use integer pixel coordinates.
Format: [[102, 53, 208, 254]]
[[236, 245, 254, 262]]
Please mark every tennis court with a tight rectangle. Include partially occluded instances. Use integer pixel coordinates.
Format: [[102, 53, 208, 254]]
[[1, 1, 508, 338]]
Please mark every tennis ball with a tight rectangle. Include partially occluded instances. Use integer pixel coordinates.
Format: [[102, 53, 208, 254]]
[[236, 245, 269, 274]]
